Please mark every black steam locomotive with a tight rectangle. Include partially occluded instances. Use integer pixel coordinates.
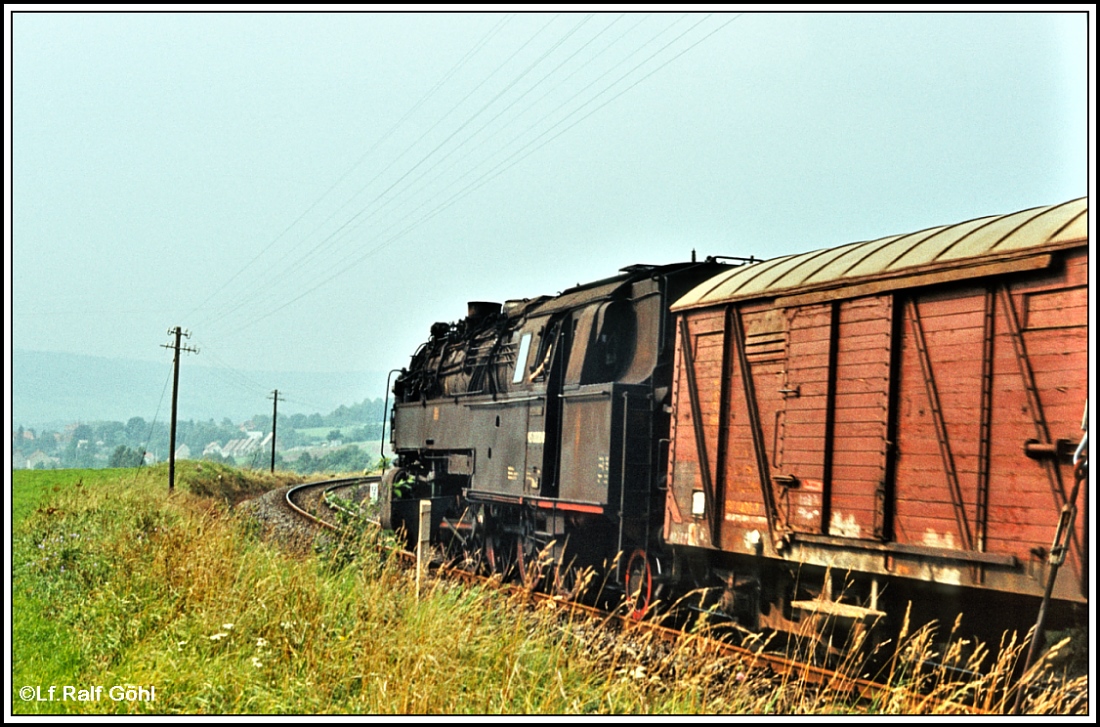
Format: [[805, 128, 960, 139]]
[[384, 259, 733, 601]]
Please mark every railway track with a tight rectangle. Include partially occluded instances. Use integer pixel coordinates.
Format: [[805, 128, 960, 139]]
[[271, 482, 1057, 714], [284, 475, 381, 530]]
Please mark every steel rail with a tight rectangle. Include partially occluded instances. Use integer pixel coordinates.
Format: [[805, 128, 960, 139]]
[[279, 482, 993, 715], [284, 475, 378, 531]]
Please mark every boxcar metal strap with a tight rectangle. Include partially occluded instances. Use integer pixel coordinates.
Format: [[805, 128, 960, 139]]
[[677, 317, 717, 545], [729, 306, 781, 542], [997, 285, 1079, 559], [905, 298, 974, 552]]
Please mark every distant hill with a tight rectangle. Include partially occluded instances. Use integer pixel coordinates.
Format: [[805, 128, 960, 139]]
[[12, 349, 392, 429]]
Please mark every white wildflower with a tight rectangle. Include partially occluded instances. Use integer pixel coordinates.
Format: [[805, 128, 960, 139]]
[[251, 656, 263, 668], [256, 637, 268, 648], [209, 633, 227, 641], [222, 623, 234, 630]]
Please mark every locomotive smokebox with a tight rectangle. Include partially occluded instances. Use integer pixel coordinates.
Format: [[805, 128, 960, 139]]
[[467, 301, 502, 321]]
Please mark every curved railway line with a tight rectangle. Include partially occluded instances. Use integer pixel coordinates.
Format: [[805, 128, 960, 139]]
[[284, 475, 381, 528], [268, 476, 1083, 715]]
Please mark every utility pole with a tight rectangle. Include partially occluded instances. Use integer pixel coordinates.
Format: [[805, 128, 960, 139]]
[[162, 327, 198, 491], [268, 389, 285, 473]]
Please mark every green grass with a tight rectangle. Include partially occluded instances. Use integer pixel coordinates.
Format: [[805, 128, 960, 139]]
[[12, 468, 131, 525], [10, 465, 1087, 715], [12, 468, 152, 708]]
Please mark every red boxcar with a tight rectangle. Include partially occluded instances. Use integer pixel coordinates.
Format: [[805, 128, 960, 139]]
[[665, 198, 1088, 614]]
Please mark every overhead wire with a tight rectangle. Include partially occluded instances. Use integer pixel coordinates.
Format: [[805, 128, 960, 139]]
[[353, 13, 741, 264], [138, 360, 175, 465], [187, 334, 386, 418], [347, 14, 696, 253], [189, 14, 516, 332], [192, 13, 738, 341], [225, 15, 737, 329], [187, 337, 274, 398], [362, 14, 643, 224], [194, 13, 541, 333], [199, 14, 648, 333]]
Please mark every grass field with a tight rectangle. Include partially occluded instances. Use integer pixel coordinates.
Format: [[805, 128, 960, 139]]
[[9, 465, 1086, 715], [12, 468, 135, 526]]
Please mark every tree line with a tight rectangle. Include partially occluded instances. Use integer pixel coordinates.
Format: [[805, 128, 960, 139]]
[[13, 398, 387, 471]]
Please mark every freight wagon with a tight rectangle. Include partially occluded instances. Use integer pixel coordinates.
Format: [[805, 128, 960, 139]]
[[665, 198, 1088, 632]]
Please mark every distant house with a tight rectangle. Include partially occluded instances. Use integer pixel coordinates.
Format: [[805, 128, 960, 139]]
[[26, 451, 60, 469], [175, 444, 191, 460], [197, 431, 273, 461]]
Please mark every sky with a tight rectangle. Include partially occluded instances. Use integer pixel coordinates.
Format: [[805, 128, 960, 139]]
[[6, 6, 1094, 409]]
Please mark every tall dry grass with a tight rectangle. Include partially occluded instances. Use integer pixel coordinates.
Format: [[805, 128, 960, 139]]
[[11, 464, 1088, 714]]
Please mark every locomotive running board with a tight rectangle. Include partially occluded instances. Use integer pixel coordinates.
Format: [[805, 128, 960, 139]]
[[465, 489, 606, 515]]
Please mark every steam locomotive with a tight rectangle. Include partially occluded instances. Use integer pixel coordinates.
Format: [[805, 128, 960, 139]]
[[383, 198, 1088, 642]]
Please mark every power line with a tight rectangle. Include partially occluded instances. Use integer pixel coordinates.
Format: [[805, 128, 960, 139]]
[[224, 16, 738, 329], [139, 360, 176, 469], [194, 16, 651, 332], [187, 15, 516, 332], [192, 14, 739, 339]]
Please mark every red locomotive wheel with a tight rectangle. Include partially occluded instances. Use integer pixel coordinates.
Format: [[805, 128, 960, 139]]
[[516, 539, 535, 588], [625, 549, 653, 621], [485, 533, 500, 575]]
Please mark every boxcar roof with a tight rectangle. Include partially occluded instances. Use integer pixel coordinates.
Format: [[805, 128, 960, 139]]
[[673, 197, 1088, 311]]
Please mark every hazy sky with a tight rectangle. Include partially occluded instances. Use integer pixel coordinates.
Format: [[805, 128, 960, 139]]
[[7, 7, 1093, 406]]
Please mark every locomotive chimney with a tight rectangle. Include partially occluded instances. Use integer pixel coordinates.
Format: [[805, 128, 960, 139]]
[[466, 301, 502, 321]]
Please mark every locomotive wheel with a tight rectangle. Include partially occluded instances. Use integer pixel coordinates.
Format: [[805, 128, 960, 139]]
[[515, 539, 529, 586], [485, 532, 503, 576], [625, 549, 654, 620], [450, 506, 484, 572], [486, 532, 521, 581], [516, 538, 540, 589], [552, 559, 585, 602]]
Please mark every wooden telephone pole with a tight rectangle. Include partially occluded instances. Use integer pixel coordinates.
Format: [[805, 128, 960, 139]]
[[162, 327, 198, 491], [268, 389, 285, 473]]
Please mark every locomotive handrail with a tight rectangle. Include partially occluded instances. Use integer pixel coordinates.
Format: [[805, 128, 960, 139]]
[[380, 368, 402, 461], [558, 389, 612, 400], [464, 395, 546, 407]]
